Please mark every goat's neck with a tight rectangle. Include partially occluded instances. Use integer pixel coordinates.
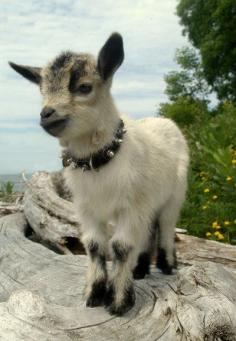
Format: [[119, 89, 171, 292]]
[[66, 98, 120, 158]]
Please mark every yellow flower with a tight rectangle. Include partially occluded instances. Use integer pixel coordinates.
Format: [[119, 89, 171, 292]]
[[234, 219, 236, 224], [232, 159, 236, 165], [226, 176, 232, 181], [217, 233, 224, 240], [212, 221, 221, 229], [202, 205, 208, 210], [224, 221, 230, 226], [214, 231, 224, 240], [206, 232, 212, 237], [204, 188, 210, 193], [212, 195, 218, 200]]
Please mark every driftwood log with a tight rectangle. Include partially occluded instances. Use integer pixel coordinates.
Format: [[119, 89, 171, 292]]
[[23, 171, 82, 254], [0, 171, 236, 340], [0, 199, 23, 218]]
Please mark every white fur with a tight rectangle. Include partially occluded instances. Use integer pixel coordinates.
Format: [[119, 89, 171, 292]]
[[65, 115, 188, 244], [64, 113, 189, 306]]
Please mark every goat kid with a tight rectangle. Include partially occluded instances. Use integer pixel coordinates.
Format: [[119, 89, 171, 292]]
[[9, 33, 189, 316]]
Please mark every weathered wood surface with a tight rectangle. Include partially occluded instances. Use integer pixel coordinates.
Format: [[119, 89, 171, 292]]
[[23, 171, 81, 254], [1, 170, 236, 340], [1, 212, 236, 340], [0, 199, 23, 218]]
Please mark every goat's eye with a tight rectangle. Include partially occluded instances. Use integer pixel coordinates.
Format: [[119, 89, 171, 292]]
[[77, 84, 92, 94]]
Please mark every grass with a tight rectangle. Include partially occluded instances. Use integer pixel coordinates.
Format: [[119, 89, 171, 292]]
[[0, 181, 15, 202]]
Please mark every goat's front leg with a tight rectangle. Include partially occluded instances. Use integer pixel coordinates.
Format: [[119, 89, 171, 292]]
[[81, 218, 107, 307], [105, 215, 137, 316]]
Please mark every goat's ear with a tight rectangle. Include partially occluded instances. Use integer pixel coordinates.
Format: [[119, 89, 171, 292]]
[[97, 33, 124, 81], [9, 62, 42, 85]]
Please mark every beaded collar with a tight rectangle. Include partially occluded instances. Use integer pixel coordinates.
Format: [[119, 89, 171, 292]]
[[62, 119, 126, 171]]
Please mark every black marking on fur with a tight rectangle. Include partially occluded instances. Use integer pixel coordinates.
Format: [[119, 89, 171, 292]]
[[87, 241, 106, 268], [69, 60, 87, 93], [87, 241, 99, 259], [69, 70, 80, 93], [105, 282, 135, 316], [112, 241, 131, 263], [132, 215, 159, 279], [98, 254, 106, 268], [50, 51, 74, 74], [86, 279, 107, 307], [133, 252, 151, 279], [156, 248, 175, 275], [155, 217, 177, 274], [104, 281, 115, 308], [97, 33, 124, 81]]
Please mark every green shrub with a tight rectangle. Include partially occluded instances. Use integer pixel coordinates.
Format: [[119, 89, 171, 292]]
[[160, 98, 236, 244], [159, 96, 208, 127], [0, 181, 14, 202]]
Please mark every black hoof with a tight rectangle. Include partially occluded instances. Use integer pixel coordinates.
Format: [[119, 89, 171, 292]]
[[86, 279, 107, 307], [133, 252, 150, 280], [156, 248, 176, 275], [105, 284, 135, 316]]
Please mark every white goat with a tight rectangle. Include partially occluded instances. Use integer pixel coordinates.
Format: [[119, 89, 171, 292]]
[[9, 33, 189, 316]]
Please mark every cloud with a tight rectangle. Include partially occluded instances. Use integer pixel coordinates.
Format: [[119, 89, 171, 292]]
[[0, 0, 188, 174], [0, 130, 61, 174]]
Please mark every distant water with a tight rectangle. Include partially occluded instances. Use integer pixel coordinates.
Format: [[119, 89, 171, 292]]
[[0, 173, 32, 192]]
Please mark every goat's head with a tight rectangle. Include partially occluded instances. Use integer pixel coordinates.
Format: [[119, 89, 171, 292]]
[[9, 33, 124, 142]]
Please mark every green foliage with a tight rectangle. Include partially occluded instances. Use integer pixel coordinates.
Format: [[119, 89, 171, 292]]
[[177, 0, 236, 102], [159, 98, 236, 244], [159, 1, 236, 243], [164, 47, 210, 102], [159, 47, 212, 129], [0, 181, 14, 201], [159, 97, 208, 127], [174, 102, 236, 244]]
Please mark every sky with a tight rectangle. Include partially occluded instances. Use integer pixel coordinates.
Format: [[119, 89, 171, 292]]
[[0, 0, 188, 175]]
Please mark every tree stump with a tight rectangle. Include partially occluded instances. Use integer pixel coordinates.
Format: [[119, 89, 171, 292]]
[[0, 171, 236, 340]]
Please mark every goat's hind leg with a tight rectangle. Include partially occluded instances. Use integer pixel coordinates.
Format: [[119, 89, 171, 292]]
[[133, 222, 156, 279], [156, 194, 181, 275], [133, 251, 151, 279]]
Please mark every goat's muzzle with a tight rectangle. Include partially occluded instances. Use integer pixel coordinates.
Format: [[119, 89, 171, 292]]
[[40, 106, 69, 137]]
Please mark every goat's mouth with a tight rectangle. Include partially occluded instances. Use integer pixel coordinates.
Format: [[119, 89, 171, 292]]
[[40, 117, 69, 137]]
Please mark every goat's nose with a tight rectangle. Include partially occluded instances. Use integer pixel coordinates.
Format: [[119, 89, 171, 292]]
[[40, 106, 56, 119]]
